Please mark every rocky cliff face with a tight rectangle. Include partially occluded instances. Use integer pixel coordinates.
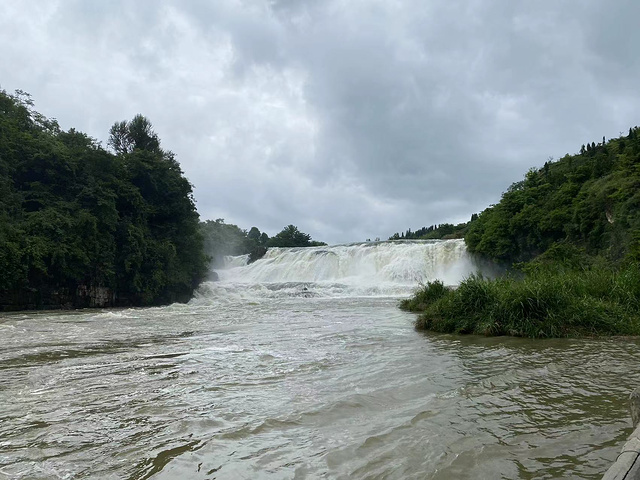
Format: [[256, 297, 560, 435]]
[[0, 285, 117, 311]]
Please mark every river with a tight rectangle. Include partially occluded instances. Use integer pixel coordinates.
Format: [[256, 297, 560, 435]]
[[1, 240, 639, 479]]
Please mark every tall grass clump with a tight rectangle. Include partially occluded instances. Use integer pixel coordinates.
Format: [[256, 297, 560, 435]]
[[399, 280, 450, 312], [401, 263, 640, 338]]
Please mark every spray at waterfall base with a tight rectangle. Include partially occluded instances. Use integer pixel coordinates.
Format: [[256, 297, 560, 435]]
[[194, 240, 493, 301]]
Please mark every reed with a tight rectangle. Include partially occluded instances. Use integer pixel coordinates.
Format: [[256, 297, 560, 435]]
[[402, 264, 640, 338]]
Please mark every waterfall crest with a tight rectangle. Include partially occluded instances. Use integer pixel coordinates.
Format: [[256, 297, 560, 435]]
[[193, 239, 479, 302]]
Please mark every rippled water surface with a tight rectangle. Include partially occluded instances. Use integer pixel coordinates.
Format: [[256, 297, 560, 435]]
[[1, 295, 640, 479]]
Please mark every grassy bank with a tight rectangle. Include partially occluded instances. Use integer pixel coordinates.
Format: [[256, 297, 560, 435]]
[[400, 264, 640, 338]]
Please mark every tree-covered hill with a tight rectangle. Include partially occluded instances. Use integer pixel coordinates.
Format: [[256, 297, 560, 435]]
[[401, 128, 640, 338], [466, 129, 640, 264], [0, 90, 207, 309], [200, 219, 269, 267]]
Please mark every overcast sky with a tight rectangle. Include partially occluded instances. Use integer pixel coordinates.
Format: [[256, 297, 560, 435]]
[[1, 1, 639, 244]]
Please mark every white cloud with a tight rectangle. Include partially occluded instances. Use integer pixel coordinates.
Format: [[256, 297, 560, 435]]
[[1, 0, 639, 243]]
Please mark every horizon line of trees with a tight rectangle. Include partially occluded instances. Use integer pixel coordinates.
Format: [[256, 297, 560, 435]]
[[389, 220, 473, 241]]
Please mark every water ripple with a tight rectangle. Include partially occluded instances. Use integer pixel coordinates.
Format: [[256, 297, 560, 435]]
[[1, 299, 639, 479]]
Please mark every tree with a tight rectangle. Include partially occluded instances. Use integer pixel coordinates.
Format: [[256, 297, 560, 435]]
[[200, 219, 251, 266], [260, 232, 269, 246], [247, 227, 261, 242], [108, 114, 161, 155], [128, 115, 161, 152], [108, 121, 133, 155], [268, 225, 318, 247]]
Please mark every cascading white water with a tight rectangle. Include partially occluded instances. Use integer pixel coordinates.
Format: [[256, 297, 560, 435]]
[[222, 254, 249, 269], [193, 239, 479, 302]]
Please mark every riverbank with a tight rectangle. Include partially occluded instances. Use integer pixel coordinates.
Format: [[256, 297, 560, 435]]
[[0, 284, 197, 312], [400, 264, 640, 338]]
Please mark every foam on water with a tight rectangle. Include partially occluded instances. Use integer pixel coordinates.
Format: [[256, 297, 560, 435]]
[[193, 239, 479, 302]]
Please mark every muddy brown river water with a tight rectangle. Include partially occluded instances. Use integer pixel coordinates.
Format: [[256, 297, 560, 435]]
[[1, 242, 639, 479]]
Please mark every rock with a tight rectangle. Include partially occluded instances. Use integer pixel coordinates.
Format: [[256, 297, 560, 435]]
[[248, 246, 268, 264]]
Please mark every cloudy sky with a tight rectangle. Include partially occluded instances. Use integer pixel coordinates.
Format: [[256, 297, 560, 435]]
[[1, 1, 638, 244]]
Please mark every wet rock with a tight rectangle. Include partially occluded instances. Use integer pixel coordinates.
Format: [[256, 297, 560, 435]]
[[248, 246, 268, 264]]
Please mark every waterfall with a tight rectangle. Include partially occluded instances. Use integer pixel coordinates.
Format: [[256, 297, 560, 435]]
[[192, 239, 480, 302], [222, 254, 249, 269]]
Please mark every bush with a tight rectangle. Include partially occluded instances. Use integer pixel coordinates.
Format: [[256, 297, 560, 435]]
[[399, 280, 450, 312], [403, 265, 640, 338]]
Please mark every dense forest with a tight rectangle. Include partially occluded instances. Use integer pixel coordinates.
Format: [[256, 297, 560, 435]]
[[0, 89, 327, 310], [0, 90, 207, 309], [402, 129, 640, 337], [465, 130, 640, 263]]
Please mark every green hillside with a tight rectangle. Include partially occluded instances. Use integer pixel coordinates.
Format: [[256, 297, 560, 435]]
[[466, 130, 640, 264], [402, 128, 640, 338]]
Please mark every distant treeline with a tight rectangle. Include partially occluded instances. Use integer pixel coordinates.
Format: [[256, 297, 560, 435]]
[[200, 220, 326, 267], [389, 221, 472, 241], [0, 90, 208, 309]]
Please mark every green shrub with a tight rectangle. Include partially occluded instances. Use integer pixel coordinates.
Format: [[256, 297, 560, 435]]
[[403, 264, 640, 338], [399, 279, 450, 312]]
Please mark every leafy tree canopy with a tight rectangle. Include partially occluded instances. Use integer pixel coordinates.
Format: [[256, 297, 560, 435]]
[[464, 128, 640, 265], [268, 225, 326, 248], [0, 89, 207, 308]]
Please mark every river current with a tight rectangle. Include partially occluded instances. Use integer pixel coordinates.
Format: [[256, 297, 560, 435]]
[[1, 240, 639, 479]]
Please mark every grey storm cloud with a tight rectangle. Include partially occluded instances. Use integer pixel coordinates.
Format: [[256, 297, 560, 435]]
[[1, 0, 639, 244]]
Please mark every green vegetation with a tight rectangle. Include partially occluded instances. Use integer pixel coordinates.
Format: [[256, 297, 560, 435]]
[[402, 265, 640, 338], [402, 129, 640, 337], [0, 90, 327, 308], [389, 221, 470, 241], [466, 131, 640, 263], [0, 90, 207, 308], [200, 219, 269, 267], [267, 224, 326, 248], [200, 221, 325, 267]]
